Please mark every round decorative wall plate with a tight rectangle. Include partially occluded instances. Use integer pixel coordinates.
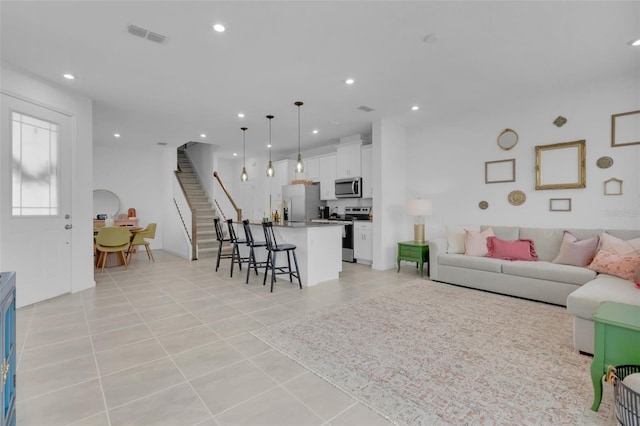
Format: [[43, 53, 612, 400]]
[[479, 201, 489, 210], [508, 190, 526, 206], [596, 156, 613, 169]]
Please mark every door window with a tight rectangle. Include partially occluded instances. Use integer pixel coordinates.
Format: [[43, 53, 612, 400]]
[[11, 112, 60, 216]]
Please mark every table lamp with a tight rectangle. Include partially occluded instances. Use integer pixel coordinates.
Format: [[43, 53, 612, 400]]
[[405, 199, 432, 243]]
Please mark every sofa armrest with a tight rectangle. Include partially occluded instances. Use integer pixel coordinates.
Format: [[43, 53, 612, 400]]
[[428, 238, 447, 280]]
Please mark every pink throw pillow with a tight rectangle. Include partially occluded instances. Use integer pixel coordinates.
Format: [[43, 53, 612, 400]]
[[464, 228, 495, 257], [486, 237, 538, 261], [552, 231, 599, 267], [588, 250, 640, 282]]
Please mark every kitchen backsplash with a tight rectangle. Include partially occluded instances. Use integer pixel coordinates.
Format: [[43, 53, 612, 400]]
[[325, 198, 373, 216]]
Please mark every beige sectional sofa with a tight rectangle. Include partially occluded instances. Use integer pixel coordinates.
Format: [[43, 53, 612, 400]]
[[428, 226, 640, 354]]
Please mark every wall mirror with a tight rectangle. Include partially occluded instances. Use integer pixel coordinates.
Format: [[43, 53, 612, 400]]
[[535, 140, 586, 190], [93, 189, 120, 218], [497, 128, 519, 150], [611, 110, 640, 147]]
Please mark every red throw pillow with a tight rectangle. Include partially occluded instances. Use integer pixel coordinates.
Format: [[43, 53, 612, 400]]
[[486, 237, 538, 261]]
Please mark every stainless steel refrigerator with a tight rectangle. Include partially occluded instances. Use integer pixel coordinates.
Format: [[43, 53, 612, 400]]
[[281, 183, 321, 221]]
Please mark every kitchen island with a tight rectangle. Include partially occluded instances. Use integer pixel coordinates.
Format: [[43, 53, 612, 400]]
[[242, 221, 344, 287]]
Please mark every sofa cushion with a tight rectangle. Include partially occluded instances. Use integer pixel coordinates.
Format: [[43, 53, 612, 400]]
[[519, 227, 564, 261], [566, 274, 640, 320], [446, 225, 480, 254], [600, 233, 640, 256], [552, 231, 599, 267], [486, 237, 538, 261], [605, 229, 640, 241], [438, 254, 504, 273], [482, 225, 519, 241], [502, 260, 596, 285], [464, 227, 494, 256], [588, 250, 640, 281]]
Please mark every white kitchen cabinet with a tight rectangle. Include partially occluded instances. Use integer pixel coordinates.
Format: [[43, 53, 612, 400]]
[[336, 142, 361, 178], [270, 159, 294, 202], [319, 154, 337, 200], [354, 221, 372, 264], [295, 156, 320, 182], [361, 144, 373, 198]]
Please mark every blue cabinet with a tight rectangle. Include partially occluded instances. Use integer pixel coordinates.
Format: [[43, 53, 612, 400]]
[[0, 272, 15, 426]]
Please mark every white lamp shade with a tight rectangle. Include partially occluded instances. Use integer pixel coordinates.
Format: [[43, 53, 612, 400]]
[[405, 199, 432, 216]]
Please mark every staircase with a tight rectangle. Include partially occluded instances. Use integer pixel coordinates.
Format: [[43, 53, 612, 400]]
[[176, 149, 218, 258]]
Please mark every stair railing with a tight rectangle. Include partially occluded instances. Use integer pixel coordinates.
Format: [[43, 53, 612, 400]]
[[174, 170, 198, 260], [213, 171, 242, 222]]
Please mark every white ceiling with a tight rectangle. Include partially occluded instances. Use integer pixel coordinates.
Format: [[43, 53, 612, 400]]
[[1, 1, 639, 158]]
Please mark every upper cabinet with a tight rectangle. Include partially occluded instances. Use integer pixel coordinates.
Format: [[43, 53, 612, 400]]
[[361, 145, 373, 198], [336, 142, 361, 179], [294, 156, 320, 182], [270, 159, 295, 201], [319, 154, 337, 200]]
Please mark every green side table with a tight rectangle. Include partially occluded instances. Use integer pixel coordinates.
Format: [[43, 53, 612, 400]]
[[397, 241, 429, 277], [590, 301, 640, 411]]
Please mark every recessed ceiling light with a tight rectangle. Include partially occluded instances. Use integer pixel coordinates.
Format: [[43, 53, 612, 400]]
[[233, 152, 238, 156], [411, 105, 419, 111], [213, 24, 225, 33], [113, 133, 121, 138], [345, 78, 355, 85], [629, 37, 640, 47], [200, 133, 206, 138], [267, 144, 272, 148], [312, 129, 319, 134], [63, 73, 75, 80], [237, 113, 245, 118]]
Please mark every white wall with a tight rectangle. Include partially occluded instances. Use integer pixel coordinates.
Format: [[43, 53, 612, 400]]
[[372, 120, 409, 270], [1, 62, 94, 297], [93, 145, 166, 250], [406, 71, 640, 239]]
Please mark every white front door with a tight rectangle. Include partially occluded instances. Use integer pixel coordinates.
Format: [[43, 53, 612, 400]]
[[0, 94, 72, 307]]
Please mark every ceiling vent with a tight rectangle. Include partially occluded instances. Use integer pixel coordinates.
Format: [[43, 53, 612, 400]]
[[157, 142, 167, 146], [127, 24, 167, 44], [146, 31, 166, 44], [357, 105, 375, 112], [127, 24, 147, 38]]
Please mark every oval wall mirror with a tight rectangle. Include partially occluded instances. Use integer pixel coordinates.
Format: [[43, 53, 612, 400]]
[[497, 128, 519, 151], [93, 189, 120, 218]]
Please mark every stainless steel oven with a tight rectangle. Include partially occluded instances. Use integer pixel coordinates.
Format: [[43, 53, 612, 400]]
[[330, 207, 371, 262]]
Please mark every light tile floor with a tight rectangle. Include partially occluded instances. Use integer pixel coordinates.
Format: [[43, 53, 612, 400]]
[[16, 250, 421, 426]]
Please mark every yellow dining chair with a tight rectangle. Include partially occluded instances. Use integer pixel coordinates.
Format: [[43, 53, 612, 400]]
[[95, 227, 132, 271], [127, 223, 157, 262]]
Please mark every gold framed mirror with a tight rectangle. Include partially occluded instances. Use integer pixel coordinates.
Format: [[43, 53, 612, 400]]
[[535, 140, 586, 190], [611, 110, 640, 147], [497, 128, 518, 150]]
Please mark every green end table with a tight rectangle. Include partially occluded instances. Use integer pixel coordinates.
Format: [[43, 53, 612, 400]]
[[590, 301, 640, 411], [397, 241, 429, 277]]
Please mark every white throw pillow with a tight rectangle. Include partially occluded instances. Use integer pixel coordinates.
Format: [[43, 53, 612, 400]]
[[446, 225, 481, 254]]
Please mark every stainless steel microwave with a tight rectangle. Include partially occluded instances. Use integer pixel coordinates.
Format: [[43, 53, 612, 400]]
[[335, 177, 362, 198]]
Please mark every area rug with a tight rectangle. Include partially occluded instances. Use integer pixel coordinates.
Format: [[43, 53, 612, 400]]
[[252, 280, 617, 425]]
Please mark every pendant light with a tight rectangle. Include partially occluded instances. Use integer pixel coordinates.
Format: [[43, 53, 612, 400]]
[[240, 127, 248, 182], [266, 115, 275, 177], [294, 101, 304, 174]]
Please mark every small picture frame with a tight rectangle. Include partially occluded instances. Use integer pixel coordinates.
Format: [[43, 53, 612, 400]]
[[604, 178, 623, 195], [485, 158, 516, 184], [549, 198, 572, 212]]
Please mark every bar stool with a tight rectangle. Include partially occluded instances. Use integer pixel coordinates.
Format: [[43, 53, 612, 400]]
[[242, 220, 268, 284], [227, 219, 250, 278], [262, 221, 302, 292], [214, 218, 233, 272]]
